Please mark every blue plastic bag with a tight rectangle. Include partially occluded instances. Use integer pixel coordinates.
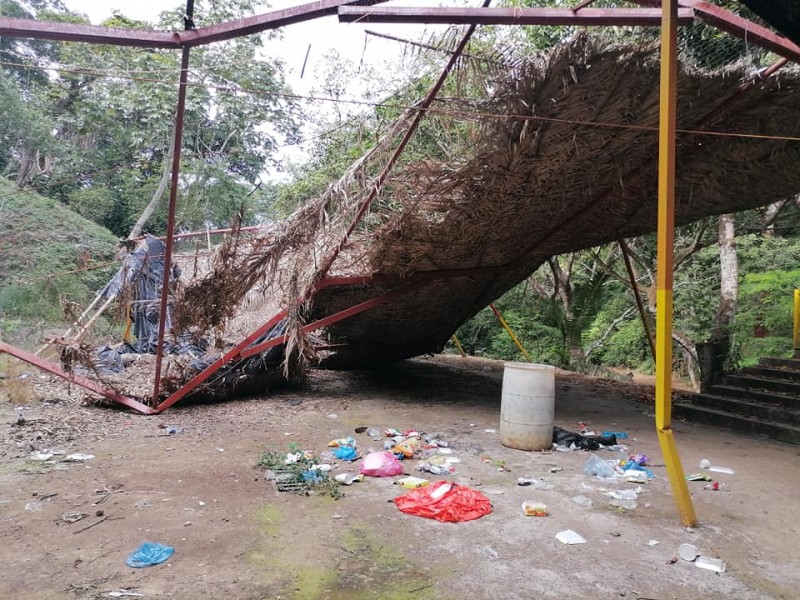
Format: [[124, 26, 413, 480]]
[[126, 542, 175, 568], [333, 445, 358, 461]]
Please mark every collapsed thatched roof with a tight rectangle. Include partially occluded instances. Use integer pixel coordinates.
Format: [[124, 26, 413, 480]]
[[179, 34, 800, 369]]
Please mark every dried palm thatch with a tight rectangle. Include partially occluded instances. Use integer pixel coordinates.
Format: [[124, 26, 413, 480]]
[[176, 33, 800, 374]]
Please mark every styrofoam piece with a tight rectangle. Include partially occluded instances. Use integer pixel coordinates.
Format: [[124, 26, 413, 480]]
[[556, 529, 587, 545]]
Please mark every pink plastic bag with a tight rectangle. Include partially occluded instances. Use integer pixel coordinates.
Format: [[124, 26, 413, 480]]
[[395, 481, 492, 522], [359, 451, 403, 477]]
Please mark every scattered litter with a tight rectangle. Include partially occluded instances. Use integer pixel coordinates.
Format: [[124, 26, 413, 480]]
[[63, 454, 94, 462], [437, 447, 454, 455], [395, 481, 491, 523], [556, 529, 587, 545], [29, 452, 54, 462], [133, 499, 152, 510], [328, 436, 355, 448], [517, 478, 554, 490], [418, 462, 455, 476], [583, 455, 616, 478], [609, 498, 638, 510], [623, 470, 649, 484], [699, 459, 735, 475], [647, 539, 660, 546], [602, 431, 628, 439], [327, 413, 338, 419], [397, 476, 429, 489], [164, 426, 182, 435], [522, 501, 547, 516], [476, 545, 499, 559], [333, 445, 358, 461], [628, 453, 648, 465], [480, 456, 509, 471], [25, 501, 42, 512], [334, 473, 364, 486], [549, 466, 563, 473], [62, 511, 88, 523], [554, 427, 618, 451], [571, 495, 593, 508], [704, 482, 728, 491], [354, 426, 368, 434], [607, 488, 641, 501], [678, 543, 699, 561], [484, 429, 497, 433], [687, 473, 713, 481], [678, 543, 727, 573], [695, 555, 727, 573], [216, 448, 224, 452], [360, 451, 403, 477], [125, 542, 174, 568], [107, 591, 145, 598]]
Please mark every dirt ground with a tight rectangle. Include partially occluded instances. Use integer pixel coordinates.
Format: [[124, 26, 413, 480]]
[[1, 354, 799, 600]]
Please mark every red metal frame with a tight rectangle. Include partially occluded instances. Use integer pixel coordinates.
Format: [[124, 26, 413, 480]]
[[338, 7, 696, 26], [0, 341, 156, 414], [2, 1, 799, 414]]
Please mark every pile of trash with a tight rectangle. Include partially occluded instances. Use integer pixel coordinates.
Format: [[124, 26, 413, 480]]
[[258, 425, 492, 523]]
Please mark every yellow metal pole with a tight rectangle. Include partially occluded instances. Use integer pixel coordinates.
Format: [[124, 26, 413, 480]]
[[489, 303, 532, 362], [793, 290, 800, 357], [451, 334, 467, 357], [656, 0, 698, 527]]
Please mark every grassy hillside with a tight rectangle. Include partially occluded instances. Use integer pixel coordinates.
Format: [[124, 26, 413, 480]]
[[0, 178, 118, 344]]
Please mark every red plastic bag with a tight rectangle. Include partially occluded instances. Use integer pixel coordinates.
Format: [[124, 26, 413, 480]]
[[359, 451, 403, 477], [394, 481, 492, 522]]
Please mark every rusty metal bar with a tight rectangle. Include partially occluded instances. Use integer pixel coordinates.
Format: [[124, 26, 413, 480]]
[[0, 341, 156, 414], [0, 1, 388, 49], [339, 7, 695, 26], [619, 239, 656, 361], [0, 16, 180, 48], [152, 46, 191, 404], [181, 0, 389, 47], [682, 0, 800, 64]]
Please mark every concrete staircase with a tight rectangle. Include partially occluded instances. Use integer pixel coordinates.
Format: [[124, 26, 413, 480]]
[[675, 357, 800, 444]]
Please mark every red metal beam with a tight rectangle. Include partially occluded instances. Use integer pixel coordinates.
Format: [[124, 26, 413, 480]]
[[181, 0, 388, 47], [152, 46, 192, 403], [0, 17, 180, 48], [239, 279, 433, 359], [338, 7, 696, 26], [0, 0, 389, 49], [0, 341, 156, 414], [153, 309, 288, 413], [683, 0, 800, 64]]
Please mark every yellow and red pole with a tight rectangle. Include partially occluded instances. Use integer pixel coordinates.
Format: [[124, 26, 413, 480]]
[[655, 0, 698, 527]]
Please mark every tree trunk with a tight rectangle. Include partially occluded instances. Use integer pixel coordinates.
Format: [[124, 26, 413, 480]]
[[716, 213, 738, 338], [128, 136, 175, 239], [697, 213, 738, 392]]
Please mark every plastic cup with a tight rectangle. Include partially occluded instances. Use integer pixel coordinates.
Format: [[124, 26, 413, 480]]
[[678, 543, 699, 561]]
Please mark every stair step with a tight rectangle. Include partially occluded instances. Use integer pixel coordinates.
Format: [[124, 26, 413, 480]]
[[741, 365, 800, 382], [674, 403, 800, 445], [723, 374, 800, 397], [759, 356, 800, 370], [689, 394, 800, 425], [707, 384, 800, 407]]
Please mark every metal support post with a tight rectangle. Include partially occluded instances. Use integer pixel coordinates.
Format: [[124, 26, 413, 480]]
[[655, 0, 697, 527]]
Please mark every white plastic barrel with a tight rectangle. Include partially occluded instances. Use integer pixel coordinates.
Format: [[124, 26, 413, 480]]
[[499, 362, 555, 451]]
